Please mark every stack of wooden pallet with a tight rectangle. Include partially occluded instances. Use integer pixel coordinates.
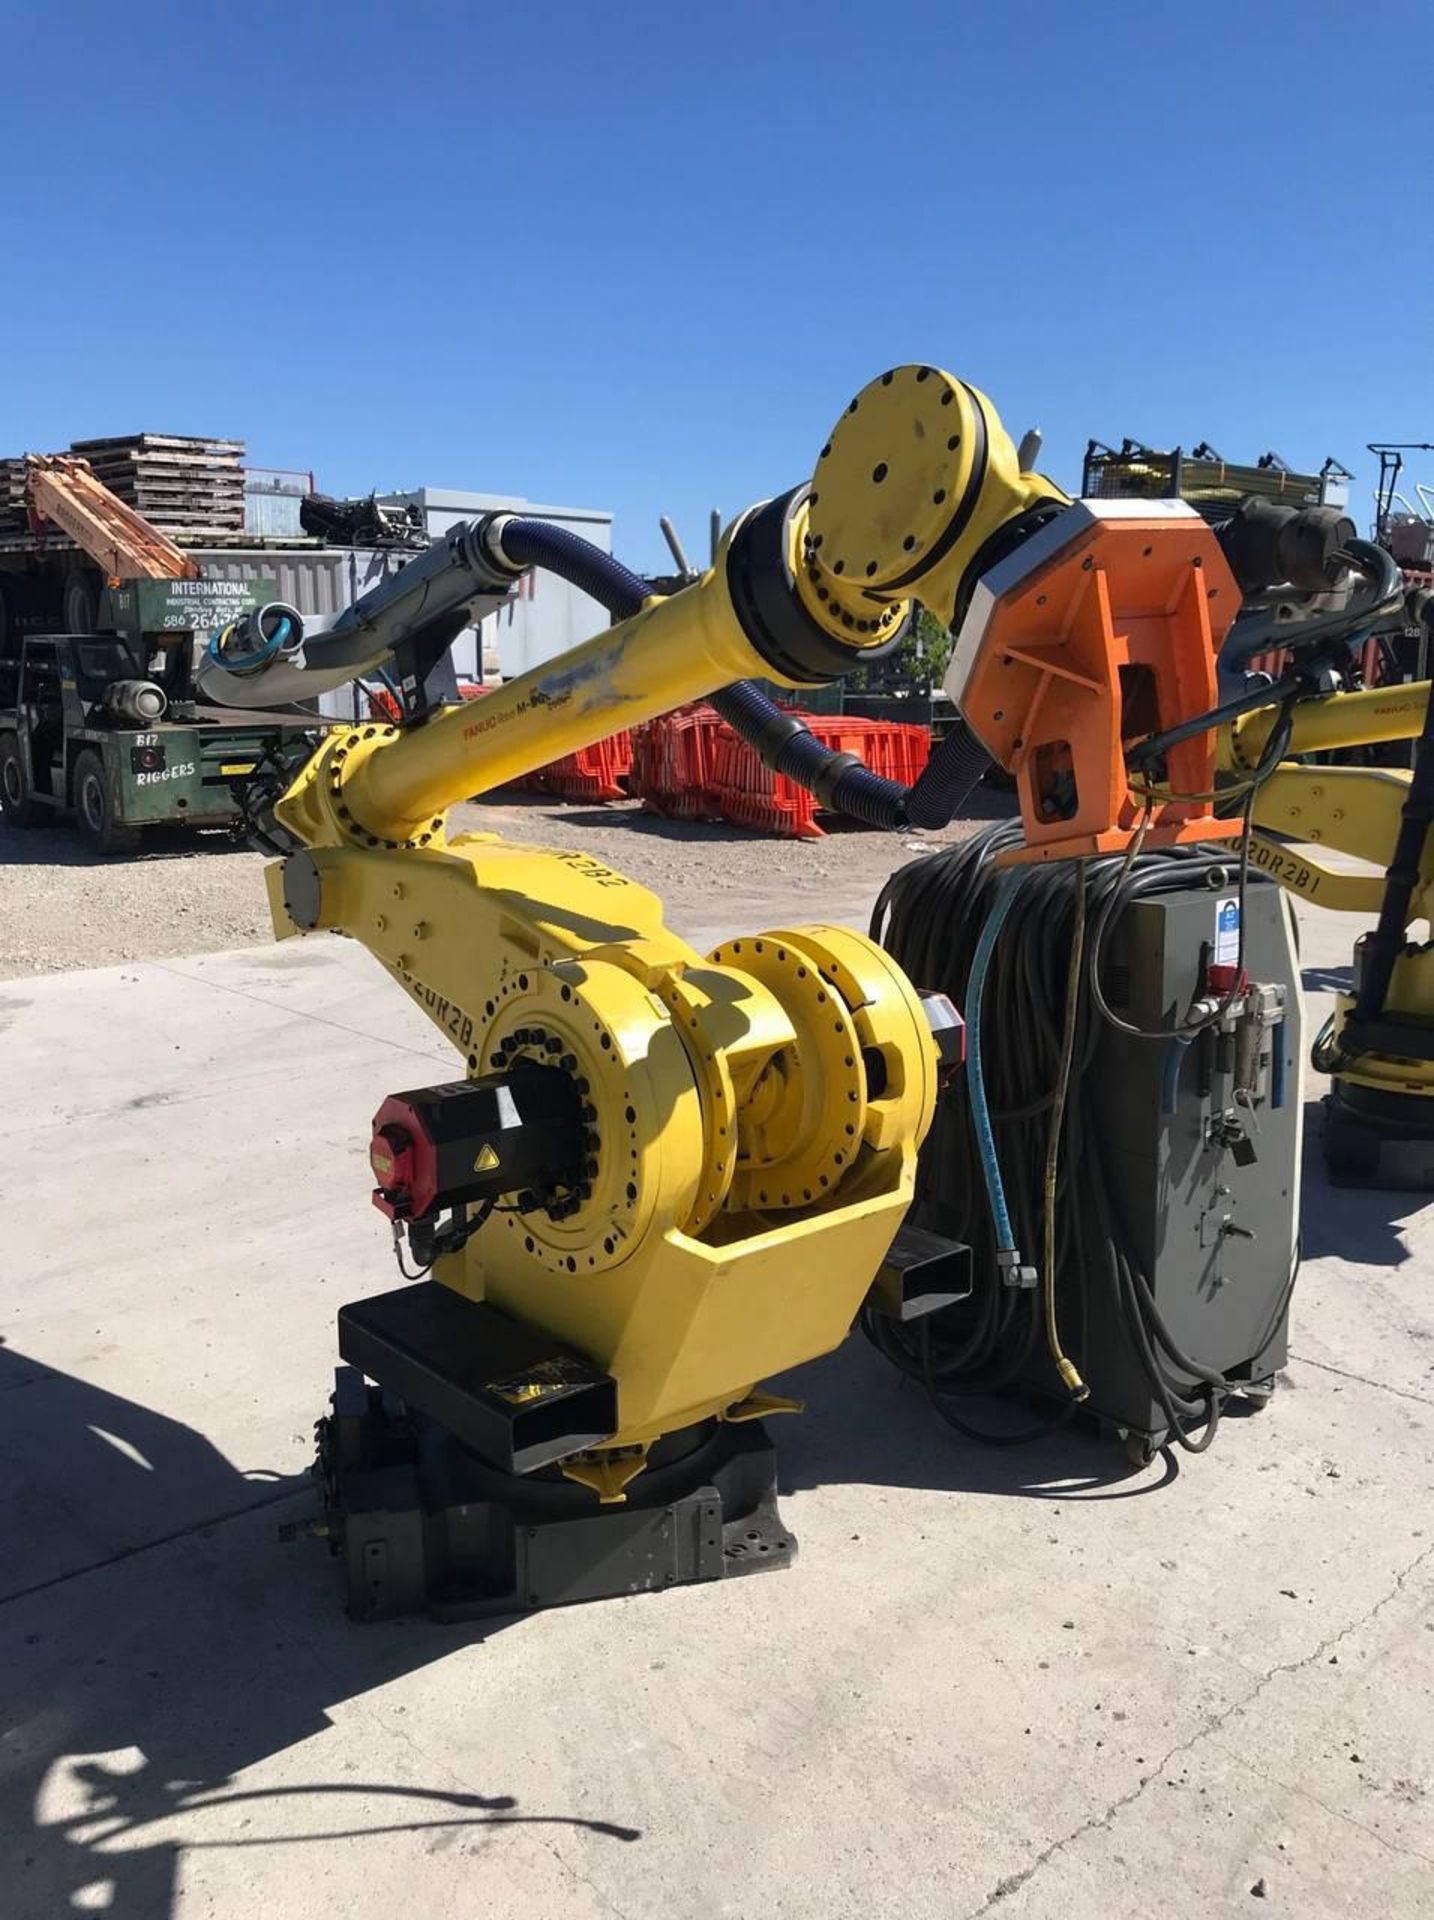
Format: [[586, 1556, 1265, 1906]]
[[0, 457, 31, 534], [66, 433, 246, 536]]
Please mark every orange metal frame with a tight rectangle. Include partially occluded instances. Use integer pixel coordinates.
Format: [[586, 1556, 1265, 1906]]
[[960, 513, 1243, 862]]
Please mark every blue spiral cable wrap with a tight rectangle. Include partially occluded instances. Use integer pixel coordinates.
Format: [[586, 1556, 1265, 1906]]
[[207, 613, 293, 677]]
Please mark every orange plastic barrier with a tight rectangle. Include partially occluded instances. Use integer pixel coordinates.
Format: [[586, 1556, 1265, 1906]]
[[512, 729, 634, 802], [630, 704, 731, 820], [459, 694, 935, 836], [708, 711, 931, 840], [710, 723, 821, 838]]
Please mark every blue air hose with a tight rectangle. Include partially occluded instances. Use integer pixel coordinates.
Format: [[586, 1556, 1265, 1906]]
[[207, 612, 294, 676], [964, 867, 1025, 1259], [1161, 1034, 1194, 1116]]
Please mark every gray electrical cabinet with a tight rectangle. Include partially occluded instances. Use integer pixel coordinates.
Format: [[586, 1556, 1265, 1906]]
[[1040, 875, 1304, 1447]]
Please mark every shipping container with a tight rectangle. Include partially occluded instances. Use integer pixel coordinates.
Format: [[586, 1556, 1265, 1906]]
[[195, 544, 404, 621]]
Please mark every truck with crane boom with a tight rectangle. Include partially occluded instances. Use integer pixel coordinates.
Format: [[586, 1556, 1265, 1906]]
[[0, 452, 324, 852]]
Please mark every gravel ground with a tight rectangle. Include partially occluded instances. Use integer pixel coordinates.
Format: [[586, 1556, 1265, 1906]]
[[0, 792, 1008, 980]]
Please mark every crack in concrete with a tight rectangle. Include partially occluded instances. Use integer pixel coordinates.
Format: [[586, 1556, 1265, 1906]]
[[386, 1714, 638, 1917], [1210, 1737, 1434, 1869], [1289, 1351, 1434, 1409], [531, 1839, 638, 1920], [961, 1539, 1434, 1918], [297, 1625, 640, 1918], [362, 1698, 640, 1916], [149, 958, 447, 1063], [964, 1763, 1162, 1918], [0, 1482, 305, 1609], [0, 1366, 53, 1394]]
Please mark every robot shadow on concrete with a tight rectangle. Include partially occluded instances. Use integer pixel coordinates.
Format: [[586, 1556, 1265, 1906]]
[[1294, 1096, 1426, 1267], [774, 1338, 1183, 1505], [0, 1345, 641, 1920], [0, 1318, 1188, 1920]]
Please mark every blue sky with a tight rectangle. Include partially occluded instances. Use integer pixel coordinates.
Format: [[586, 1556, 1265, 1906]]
[[6, 1, 1430, 571]]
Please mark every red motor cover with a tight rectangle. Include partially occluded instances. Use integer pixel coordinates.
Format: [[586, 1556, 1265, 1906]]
[[369, 1097, 437, 1220]]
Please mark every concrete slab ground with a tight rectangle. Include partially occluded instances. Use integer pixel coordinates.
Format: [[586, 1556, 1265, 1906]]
[[2, 890, 1431, 1919]]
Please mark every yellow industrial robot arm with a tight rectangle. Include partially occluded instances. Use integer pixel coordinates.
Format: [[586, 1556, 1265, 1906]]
[[1228, 667, 1433, 917], [268, 368, 1064, 853], [1234, 677, 1432, 766], [257, 361, 1305, 1512], [1217, 582, 1434, 1182], [247, 364, 1083, 1493]]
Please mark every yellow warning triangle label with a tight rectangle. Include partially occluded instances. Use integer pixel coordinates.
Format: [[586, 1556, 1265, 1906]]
[[473, 1143, 501, 1173]]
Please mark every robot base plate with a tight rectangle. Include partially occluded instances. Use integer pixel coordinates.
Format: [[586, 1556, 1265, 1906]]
[[296, 1367, 796, 1623]]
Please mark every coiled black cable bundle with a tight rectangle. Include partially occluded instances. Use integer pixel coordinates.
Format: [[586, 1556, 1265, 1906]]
[[867, 820, 1296, 1452]]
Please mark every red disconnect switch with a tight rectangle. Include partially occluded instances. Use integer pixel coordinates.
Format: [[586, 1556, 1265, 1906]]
[[1207, 964, 1248, 997]]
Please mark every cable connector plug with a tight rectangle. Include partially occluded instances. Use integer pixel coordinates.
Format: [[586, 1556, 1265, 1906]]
[[997, 1248, 1038, 1289], [1056, 1357, 1090, 1403]]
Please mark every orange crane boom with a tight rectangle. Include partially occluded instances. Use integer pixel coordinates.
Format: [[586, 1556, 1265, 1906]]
[[24, 454, 201, 582]]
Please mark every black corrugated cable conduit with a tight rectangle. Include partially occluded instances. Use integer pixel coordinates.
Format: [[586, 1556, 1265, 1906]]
[[497, 517, 654, 615], [492, 515, 992, 831]]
